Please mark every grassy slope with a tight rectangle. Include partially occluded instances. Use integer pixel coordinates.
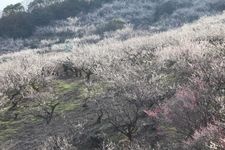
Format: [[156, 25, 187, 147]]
[[0, 80, 101, 149]]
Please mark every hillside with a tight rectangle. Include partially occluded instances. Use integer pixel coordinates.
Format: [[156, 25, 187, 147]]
[[0, 0, 225, 53], [0, 0, 225, 150]]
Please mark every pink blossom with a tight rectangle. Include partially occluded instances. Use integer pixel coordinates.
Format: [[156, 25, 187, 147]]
[[184, 124, 219, 145], [144, 108, 161, 118], [220, 138, 225, 148]]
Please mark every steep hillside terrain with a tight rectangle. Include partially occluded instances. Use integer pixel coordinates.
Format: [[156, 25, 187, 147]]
[[0, 0, 225, 150]]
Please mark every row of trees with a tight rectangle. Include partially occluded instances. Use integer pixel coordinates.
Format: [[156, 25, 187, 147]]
[[2, 3, 25, 17], [2, 0, 65, 17]]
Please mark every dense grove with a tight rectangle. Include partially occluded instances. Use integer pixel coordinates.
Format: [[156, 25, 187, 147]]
[[0, 0, 225, 149], [0, 8, 225, 149]]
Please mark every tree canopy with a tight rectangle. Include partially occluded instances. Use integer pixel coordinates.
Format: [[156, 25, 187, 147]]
[[2, 3, 25, 17]]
